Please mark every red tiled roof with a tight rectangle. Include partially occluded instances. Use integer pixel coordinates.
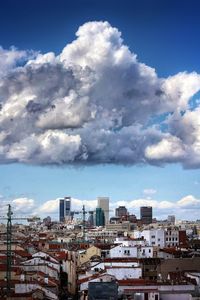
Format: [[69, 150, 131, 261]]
[[0, 265, 20, 272], [118, 279, 156, 286], [14, 250, 32, 258], [94, 243, 115, 250], [51, 251, 68, 260]]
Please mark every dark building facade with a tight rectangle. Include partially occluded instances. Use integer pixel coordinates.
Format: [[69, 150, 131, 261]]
[[95, 207, 105, 226], [88, 281, 118, 300], [115, 206, 128, 218], [59, 197, 71, 222], [140, 206, 152, 224]]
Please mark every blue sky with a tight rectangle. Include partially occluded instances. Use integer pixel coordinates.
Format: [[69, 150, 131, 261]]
[[1, 0, 200, 220]]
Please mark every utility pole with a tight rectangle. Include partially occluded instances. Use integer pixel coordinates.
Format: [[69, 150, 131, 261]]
[[6, 204, 12, 297], [0, 204, 40, 297], [82, 205, 86, 242]]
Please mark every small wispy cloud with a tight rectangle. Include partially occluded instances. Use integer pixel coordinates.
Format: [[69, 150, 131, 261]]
[[143, 189, 157, 197]]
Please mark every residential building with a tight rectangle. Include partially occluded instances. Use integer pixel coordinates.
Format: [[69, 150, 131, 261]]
[[165, 227, 179, 247], [134, 229, 165, 248]]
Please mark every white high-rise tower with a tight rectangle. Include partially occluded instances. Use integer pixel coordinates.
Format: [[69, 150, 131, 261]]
[[97, 197, 109, 224]]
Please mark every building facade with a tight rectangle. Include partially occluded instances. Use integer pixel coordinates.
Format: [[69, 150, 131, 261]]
[[140, 206, 152, 224], [115, 206, 128, 218], [95, 208, 105, 226], [59, 197, 71, 222]]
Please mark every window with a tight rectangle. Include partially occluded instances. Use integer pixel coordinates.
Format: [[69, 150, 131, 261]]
[[149, 249, 151, 253], [124, 250, 130, 255], [151, 235, 155, 238], [158, 238, 160, 241]]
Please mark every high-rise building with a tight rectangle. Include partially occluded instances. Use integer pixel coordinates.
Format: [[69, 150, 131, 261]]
[[95, 208, 105, 226], [167, 215, 175, 224], [88, 211, 94, 227], [59, 197, 71, 222], [115, 206, 128, 218], [97, 197, 109, 224], [140, 206, 152, 224], [65, 196, 71, 217]]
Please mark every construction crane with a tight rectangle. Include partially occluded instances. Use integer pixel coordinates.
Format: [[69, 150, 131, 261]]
[[0, 204, 40, 297], [71, 206, 113, 240], [71, 205, 95, 242]]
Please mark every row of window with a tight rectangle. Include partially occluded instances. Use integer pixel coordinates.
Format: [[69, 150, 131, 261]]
[[166, 237, 178, 241]]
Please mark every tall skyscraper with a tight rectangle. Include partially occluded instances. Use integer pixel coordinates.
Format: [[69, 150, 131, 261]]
[[59, 197, 71, 222], [95, 208, 105, 226], [88, 211, 94, 227], [97, 197, 109, 224], [140, 206, 152, 224], [65, 196, 71, 217]]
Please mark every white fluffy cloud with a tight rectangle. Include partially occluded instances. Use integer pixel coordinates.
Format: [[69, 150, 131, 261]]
[[36, 195, 200, 220], [0, 21, 200, 167], [12, 197, 35, 214], [2, 194, 199, 220], [37, 197, 97, 215]]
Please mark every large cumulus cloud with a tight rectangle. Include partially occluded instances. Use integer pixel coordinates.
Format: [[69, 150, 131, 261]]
[[0, 21, 200, 167]]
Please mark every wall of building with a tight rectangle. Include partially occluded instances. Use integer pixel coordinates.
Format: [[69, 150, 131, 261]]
[[158, 257, 200, 280], [106, 267, 142, 280], [15, 283, 58, 299], [137, 246, 154, 258], [106, 222, 131, 232], [78, 246, 101, 265], [110, 244, 137, 258], [160, 293, 192, 300], [134, 229, 165, 248], [165, 228, 179, 247]]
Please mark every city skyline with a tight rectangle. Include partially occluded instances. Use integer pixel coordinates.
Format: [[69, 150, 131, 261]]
[[1, 0, 200, 221]]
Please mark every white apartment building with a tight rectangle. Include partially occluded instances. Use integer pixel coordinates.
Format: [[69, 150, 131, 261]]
[[165, 227, 179, 247], [113, 238, 153, 258], [134, 227, 180, 248], [137, 246, 154, 258], [110, 244, 138, 258], [134, 229, 165, 248]]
